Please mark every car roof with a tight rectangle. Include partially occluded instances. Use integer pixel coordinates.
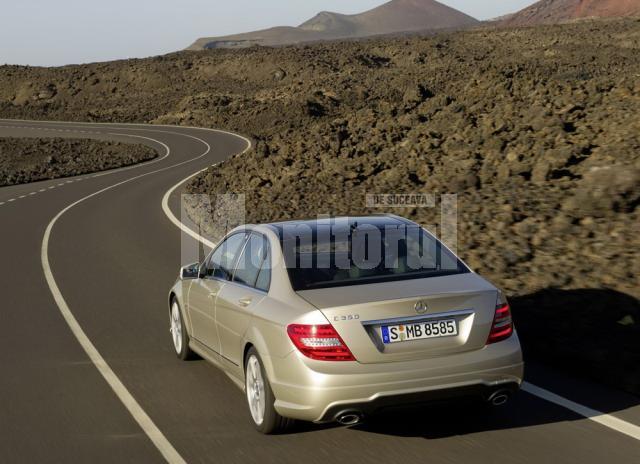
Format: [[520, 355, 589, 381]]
[[262, 215, 416, 239]]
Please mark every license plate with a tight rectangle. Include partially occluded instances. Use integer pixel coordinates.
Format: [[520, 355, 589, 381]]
[[381, 319, 458, 344]]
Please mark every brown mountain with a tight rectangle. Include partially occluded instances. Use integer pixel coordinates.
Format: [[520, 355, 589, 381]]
[[502, 0, 640, 26], [188, 0, 478, 50]]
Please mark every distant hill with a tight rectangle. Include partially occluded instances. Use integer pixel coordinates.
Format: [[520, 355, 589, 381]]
[[188, 0, 478, 50], [501, 0, 640, 26], [298, 0, 478, 36]]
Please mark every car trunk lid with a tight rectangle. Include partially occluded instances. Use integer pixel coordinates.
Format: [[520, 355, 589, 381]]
[[297, 273, 498, 364]]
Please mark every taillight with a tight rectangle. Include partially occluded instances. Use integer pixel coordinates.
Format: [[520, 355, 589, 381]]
[[287, 324, 356, 361], [487, 303, 514, 344]]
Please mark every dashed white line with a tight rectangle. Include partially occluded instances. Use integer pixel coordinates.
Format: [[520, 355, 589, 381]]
[[0, 124, 102, 136], [1, 184, 65, 206]]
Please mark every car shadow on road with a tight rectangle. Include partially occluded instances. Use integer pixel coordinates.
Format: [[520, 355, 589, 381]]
[[350, 395, 578, 438], [511, 288, 640, 396], [293, 383, 639, 438], [348, 288, 640, 439]]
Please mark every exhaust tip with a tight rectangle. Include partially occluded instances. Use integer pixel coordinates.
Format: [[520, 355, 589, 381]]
[[336, 411, 363, 426], [488, 390, 511, 407]]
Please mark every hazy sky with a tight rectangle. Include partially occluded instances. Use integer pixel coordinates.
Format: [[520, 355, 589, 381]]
[[0, 1, 536, 67]]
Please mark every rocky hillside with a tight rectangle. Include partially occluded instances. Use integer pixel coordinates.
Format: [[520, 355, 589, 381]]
[[502, 0, 640, 26], [188, 0, 478, 49], [0, 138, 157, 186], [0, 19, 639, 392]]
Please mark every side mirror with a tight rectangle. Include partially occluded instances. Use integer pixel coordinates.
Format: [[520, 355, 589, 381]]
[[180, 262, 200, 280]]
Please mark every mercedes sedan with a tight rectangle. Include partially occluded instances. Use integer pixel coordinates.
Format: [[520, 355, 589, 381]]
[[168, 215, 523, 433]]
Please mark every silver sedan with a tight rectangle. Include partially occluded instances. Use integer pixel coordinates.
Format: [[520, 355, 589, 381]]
[[168, 215, 524, 433]]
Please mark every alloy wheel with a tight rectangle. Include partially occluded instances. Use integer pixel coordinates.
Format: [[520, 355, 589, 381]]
[[246, 355, 266, 426], [170, 302, 183, 354]]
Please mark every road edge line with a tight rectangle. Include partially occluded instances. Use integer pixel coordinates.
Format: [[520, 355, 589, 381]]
[[522, 382, 640, 441], [40, 129, 216, 464], [161, 131, 251, 251]]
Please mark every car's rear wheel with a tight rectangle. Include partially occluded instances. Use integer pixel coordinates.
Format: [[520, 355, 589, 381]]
[[170, 299, 194, 360], [245, 347, 294, 434]]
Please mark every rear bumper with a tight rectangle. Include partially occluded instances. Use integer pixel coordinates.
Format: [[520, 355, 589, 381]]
[[318, 381, 520, 423], [268, 332, 524, 422]]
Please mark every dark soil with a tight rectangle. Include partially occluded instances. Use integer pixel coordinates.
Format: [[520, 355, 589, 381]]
[[0, 19, 638, 393], [0, 137, 157, 186]]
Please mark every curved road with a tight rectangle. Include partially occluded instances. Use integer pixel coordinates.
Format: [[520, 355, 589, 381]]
[[0, 120, 638, 464]]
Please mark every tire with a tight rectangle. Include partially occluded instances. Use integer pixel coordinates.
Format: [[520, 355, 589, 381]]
[[170, 299, 195, 360], [244, 347, 294, 434]]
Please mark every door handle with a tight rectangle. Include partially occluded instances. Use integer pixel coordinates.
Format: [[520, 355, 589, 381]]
[[238, 298, 252, 307], [208, 291, 218, 299]]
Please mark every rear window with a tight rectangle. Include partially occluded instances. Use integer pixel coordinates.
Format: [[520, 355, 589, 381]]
[[277, 222, 468, 291]]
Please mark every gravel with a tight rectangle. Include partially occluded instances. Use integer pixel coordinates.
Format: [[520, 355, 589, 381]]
[[0, 137, 157, 186]]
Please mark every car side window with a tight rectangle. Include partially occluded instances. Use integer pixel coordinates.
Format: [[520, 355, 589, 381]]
[[233, 233, 267, 288], [255, 245, 271, 292], [205, 233, 247, 280]]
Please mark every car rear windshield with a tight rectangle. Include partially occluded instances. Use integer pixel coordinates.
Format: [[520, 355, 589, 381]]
[[276, 221, 469, 291]]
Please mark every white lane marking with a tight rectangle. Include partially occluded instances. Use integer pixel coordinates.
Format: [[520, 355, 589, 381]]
[[0, 202, 4, 206], [40, 130, 217, 464], [39, 188, 46, 192], [0, 124, 102, 136], [522, 382, 640, 441], [19, 195, 26, 199], [161, 167, 217, 250], [8, 198, 15, 202], [161, 133, 252, 252]]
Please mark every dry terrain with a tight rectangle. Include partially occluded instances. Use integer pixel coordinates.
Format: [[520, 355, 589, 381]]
[[0, 19, 638, 393], [502, 0, 640, 26], [0, 137, 157, 186]]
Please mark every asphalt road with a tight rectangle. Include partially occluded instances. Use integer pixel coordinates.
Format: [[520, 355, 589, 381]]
[[0, 120, 638, 464]]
